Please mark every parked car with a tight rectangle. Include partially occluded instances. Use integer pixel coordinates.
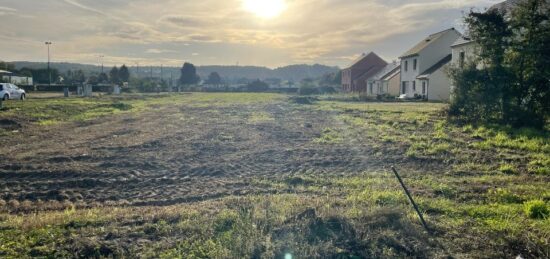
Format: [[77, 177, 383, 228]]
[[0, 83, 26, 100], [397, 94, 408, 100]]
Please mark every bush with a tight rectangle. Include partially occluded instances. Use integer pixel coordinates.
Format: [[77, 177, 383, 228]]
[[247, 80, 269, 92], [298, 85, 319, 95], [523, 200, 549, 219]]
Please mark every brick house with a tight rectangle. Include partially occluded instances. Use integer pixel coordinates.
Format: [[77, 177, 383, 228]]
[[341, 52, 387, 93]]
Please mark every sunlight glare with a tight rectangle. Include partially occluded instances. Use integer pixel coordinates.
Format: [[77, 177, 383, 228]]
[[243, 0, 286, 19]]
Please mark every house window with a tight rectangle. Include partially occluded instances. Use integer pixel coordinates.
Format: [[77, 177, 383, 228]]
[[369, 83, 373, 94], [404, 61, 408, 72], [459, 51, 465, 68], [412, 81, 416, 91], [413, 59, 417, 70], [401, 81, 407, 94], [422, 81, 426, 94]]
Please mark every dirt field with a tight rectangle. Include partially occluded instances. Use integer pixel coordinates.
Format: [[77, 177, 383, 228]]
[[2, 94, 381, 206], [0, 93, 548, 258]]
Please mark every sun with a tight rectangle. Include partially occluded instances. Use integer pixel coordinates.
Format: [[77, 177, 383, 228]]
[[243, 0, 286, 19]]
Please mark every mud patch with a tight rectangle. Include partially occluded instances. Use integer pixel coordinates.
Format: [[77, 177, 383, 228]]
[[0, 119, 21, 131]]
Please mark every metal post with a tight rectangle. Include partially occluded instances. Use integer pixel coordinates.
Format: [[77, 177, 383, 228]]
[[45, 42, 52, 87], [391, 166, 430, 232], [99, 55, 104, 74]]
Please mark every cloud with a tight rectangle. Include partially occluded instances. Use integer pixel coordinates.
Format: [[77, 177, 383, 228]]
[[0, 6, 17, 16], [1, 0, 500, 67], [63, 0, 108, 17], [0, 6, 16, 12], [159, 15, 213, 28], [145, 48, 176, 54]]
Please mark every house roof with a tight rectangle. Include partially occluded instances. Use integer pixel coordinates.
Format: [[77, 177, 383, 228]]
[[0, 70, 13, 75], [399, 28, 457, 58], [451, 32, 475, 47], [381, 67, 400, 81], [417, 54, 452, 79], [353, 65, 384, 83], [369, 62, 400, 81], [344, 52, 371, 69]]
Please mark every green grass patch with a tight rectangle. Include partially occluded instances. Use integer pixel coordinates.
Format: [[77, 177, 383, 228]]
[[314, 128, 343, 144]]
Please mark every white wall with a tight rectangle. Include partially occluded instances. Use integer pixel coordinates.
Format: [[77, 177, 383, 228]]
[[418, 30, 461, 72], [451, 42, 482, 69], [427, 65, 452, 101], [399, 30, 460, 98], [400, 56, 419, 97]]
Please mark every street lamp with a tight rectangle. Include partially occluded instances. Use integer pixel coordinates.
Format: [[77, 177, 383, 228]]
[[45, 42, 52, 87]]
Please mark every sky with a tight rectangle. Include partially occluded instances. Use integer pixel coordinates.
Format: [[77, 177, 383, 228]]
[[0, 0, 501, 68]]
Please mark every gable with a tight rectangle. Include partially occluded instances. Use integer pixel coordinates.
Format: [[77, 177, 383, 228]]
[[400, 28, 459, 58]]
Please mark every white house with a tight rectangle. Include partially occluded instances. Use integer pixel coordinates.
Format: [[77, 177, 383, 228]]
[[451, 35, 478, 69], [365, 61, 400, 97], [399, 28, 461, 100], [0, 70, 33, 85], [417, 54, 452, 101]]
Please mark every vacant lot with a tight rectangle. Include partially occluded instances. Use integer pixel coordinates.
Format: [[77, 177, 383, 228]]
[[0, 93, 548, 258]]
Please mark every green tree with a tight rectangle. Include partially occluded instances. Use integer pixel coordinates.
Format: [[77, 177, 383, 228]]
[[206, 72, 222, 85], [24, 68, 60, 84], [246, 79, 269, 92], [72, 70, 86, 85], [118, 65, 130, 83], [506, 0, 550, 128], [87, 75, 99, 85], [109, 66, 120, 85], [179, 62, 200, 86], [449, 0, 549, 129], [0, 62, 15, 71], [98, 72, 108, 83]]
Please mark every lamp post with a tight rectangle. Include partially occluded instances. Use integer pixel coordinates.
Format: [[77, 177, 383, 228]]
[[45, 42, 52, 87]]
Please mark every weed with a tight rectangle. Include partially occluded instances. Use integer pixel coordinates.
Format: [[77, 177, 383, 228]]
[[528, 155, 550, 175], [523, 200, 549, 219], [498, 164, 518, 175], [488, 188, 523, 204], [314, 128, 343, 144]]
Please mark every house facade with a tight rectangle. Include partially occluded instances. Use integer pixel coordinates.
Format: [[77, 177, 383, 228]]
[[365, 61, 400, 96], [341, 52, 387, 93], [451, 36, 478, 69], [399, 28, 461, 100], [417, 54, 452, 101]]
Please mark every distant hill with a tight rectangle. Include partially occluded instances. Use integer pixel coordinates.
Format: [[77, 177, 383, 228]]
[[11, 62, 340, 83]]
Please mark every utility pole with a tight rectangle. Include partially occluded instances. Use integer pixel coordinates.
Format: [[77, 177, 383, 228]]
[[150, 66, 153, 79], [45, 42, 52, 87], [98, 55, 104, 73], [160, 64, 163, 81]]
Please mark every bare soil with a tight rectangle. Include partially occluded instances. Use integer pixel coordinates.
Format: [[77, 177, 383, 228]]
[[0, 96, 417, 208]]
